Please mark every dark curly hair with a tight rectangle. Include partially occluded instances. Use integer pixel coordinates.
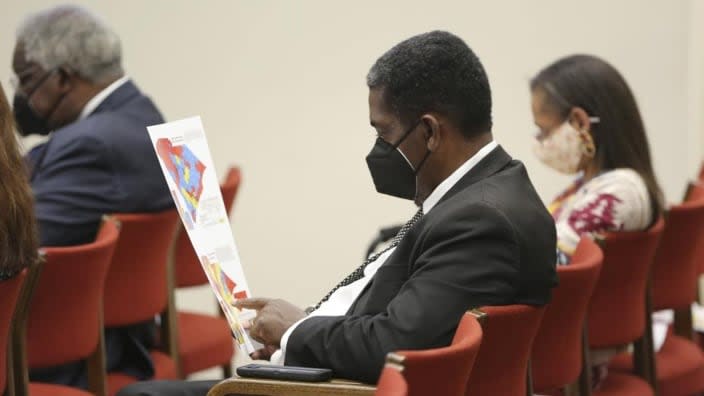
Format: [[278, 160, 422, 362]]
[[367, 30, 492, 139]]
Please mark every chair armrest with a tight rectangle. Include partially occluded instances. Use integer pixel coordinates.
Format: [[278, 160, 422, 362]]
[[207, 375, 376, 396], [468, 309, 487, 327]]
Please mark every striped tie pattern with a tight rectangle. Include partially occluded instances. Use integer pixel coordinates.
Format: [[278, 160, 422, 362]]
[[312, 208, 424, 310]]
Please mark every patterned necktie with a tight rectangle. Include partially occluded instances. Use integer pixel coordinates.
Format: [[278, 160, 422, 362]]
[[313, 208, 424, 310]]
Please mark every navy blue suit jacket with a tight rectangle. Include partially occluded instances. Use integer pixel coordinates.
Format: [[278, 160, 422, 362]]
[[29, 80, 173, 246], [27, 80, 173, 387]]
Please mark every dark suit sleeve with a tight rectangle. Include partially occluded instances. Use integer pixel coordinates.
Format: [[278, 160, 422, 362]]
[[285, 202, 521, 383], [33, 135, 115, 246]]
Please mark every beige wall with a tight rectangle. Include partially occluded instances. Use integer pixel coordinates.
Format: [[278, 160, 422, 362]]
[[0, 1, 700, 316], [690, 0, 704, 175]]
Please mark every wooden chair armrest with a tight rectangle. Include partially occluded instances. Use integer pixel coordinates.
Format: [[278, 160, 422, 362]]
[[206, 376, 376, 396], [468, 309, 487, 327]]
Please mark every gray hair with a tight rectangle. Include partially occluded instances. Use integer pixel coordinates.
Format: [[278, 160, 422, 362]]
[[16, 5, 123, 83]]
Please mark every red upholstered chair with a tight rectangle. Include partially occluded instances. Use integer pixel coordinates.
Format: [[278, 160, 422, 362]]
[[104, 210, 180, 395], [684, 182, 704, 276], [173, 166, 241, 377], [610, 196, 704, 395], [375, 363, 408, 396], [531, 237, 603, 395], [1, 269, 27, 396], [207, 311, 481, 396], [386, 311, 483, 396], [13, 218, 120, 396], [586, 218, 665, 396], [685, 182, 704, 202], [464, 305, 545, 396]]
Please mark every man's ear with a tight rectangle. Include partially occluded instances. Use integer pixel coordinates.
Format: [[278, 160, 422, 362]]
[[55, 67, 75, 93], [569, 107, 593, 133], [420, 114, 441, 151]]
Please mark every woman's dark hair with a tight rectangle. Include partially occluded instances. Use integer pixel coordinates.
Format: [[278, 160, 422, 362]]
[[0, 82, 39, 278], [531, 54, 664, 214]]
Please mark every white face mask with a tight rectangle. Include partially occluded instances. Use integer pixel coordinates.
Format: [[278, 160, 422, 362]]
[[532, 121, 593, 175]]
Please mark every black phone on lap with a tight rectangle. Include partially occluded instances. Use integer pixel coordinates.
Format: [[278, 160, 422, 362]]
[[236, 364, 333, 382]]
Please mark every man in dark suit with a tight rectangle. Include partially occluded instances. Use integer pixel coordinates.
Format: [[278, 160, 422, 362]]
[[10, 5, 172, 388], [117, 30, 557, 396]]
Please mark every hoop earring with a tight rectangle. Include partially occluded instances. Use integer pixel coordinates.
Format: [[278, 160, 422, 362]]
[[580, 129, 596, 159]]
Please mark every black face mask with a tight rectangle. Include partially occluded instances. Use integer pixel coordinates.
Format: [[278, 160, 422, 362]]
[[13, 95, 51, 136], [365, 121, 431, 200], [12, 69, 60, 137]]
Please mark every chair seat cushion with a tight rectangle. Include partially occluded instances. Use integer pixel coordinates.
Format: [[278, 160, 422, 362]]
[[178, 311, 234, 375], [594, 372, 653, 396], [107, 350, 177, 396], [29, 382, 94, 396], [610, 334, 704, 395]]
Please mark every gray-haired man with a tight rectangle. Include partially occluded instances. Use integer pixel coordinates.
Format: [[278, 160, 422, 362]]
[[9, 4, 173, 387]]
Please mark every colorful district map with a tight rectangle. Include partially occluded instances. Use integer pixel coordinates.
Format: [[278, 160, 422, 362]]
[[156, 138, 206, 223], [201, 255, 249, 304]]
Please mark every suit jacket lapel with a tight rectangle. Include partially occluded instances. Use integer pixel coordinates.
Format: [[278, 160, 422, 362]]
[[28, 141, 51, 182]]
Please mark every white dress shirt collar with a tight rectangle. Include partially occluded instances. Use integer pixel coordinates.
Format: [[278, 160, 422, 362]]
[[422, 140, 498, 214], [78, 76, 130, 120]]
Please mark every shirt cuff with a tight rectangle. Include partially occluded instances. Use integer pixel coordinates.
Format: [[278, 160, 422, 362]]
[[271, 316, 310, 365]]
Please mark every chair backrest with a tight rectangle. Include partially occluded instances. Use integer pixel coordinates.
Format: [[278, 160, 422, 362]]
[[0, 269, 26, 394], [103, 210, 179, 327], [465, 304, 545, 396], [531, 238, 603, 392], [390, 312, 483, 396], [651, 199, 704, 310], [684, 182, 704, 276], [175, 166, 241, 288], [221, 166, 242, 215], [587, 218, 664, 348], [26, 218, 119, 368], [375, 363, 408, 396], [685, 182, 704, 202]]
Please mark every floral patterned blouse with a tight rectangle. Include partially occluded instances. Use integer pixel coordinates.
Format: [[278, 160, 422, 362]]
[[548, 168, 653, 265]]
